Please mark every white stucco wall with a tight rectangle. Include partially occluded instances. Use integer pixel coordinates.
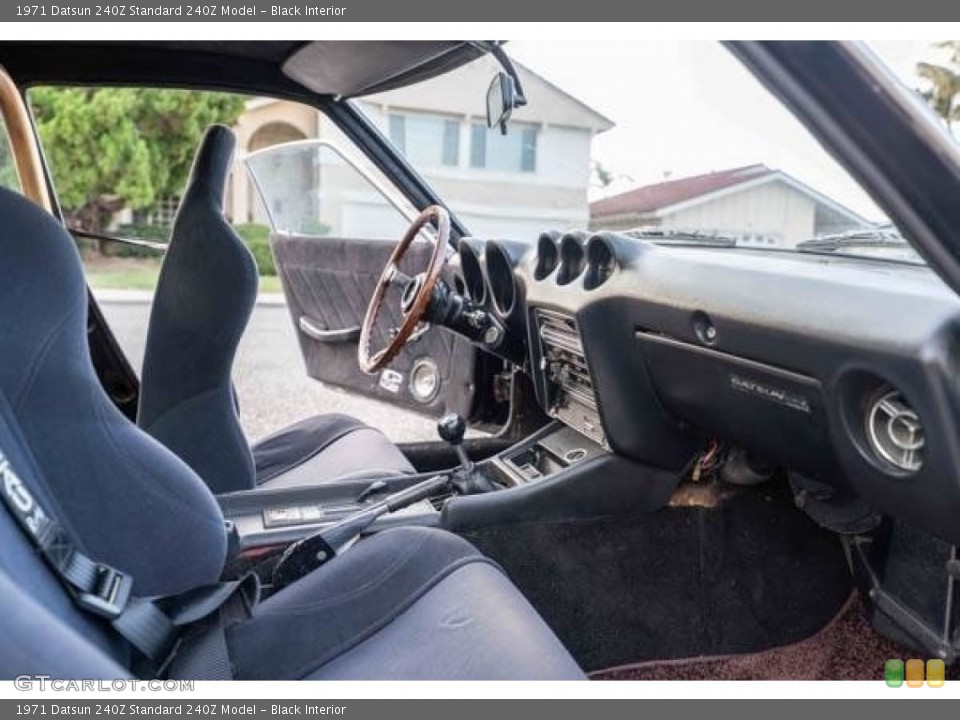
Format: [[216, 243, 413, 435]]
[[658, 180, 817, 247]]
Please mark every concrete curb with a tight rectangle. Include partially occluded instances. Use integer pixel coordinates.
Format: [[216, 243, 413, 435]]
[[92, 288, 287, 306]]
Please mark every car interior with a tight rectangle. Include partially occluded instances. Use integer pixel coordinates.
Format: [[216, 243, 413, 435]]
[[1, 40, 960, 681]]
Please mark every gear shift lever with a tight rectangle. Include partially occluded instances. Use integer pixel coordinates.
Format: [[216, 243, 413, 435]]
[[437, 413, 473, 474], [437, 414, 497, 494]]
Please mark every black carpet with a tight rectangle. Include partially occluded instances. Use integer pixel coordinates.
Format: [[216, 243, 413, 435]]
[[461, 479, 853, 672]]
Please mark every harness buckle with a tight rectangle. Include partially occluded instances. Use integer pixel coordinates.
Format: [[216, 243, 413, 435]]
[[76, 564, 132, 619]]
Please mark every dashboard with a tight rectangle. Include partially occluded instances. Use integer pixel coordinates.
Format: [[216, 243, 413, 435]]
[[452, 230, 960, 546]]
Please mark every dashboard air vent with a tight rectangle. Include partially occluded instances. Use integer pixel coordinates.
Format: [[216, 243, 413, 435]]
[[865, 389, 924, 473], [536, 309, 606, 446]]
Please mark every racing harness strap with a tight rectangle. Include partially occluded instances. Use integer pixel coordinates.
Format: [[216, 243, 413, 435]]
[[0, 448, 258, 672]]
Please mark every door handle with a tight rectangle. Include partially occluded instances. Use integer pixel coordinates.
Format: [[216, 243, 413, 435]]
[[298, 316, 361, 343]]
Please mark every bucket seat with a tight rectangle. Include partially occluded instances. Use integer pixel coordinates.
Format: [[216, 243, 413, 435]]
[[137, 126, 414, 494]]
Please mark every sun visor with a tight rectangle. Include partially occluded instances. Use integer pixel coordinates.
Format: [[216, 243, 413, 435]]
[[281, 41, 489, 98]]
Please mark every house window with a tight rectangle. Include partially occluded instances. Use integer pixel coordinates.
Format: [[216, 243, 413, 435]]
[[388, 112, 459, 168], [470, 123, 538, 173]]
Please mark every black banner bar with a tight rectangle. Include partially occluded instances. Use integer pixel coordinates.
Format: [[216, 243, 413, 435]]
[[0, 0, 959, 22], [1, 700, 960, 717]]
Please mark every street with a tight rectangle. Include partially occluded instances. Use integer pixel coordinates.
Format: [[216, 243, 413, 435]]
[[98, 297, 440, 443]]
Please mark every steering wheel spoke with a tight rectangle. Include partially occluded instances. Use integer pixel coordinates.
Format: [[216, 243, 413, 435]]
[[384, 263, 413, 287]]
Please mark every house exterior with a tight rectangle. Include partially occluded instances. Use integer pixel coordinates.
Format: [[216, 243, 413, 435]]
[[588, 165, 872, 247], [227, 57, 614, 240]]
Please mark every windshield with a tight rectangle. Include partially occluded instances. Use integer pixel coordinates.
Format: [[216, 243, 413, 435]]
[[357, 41, 958, 265]]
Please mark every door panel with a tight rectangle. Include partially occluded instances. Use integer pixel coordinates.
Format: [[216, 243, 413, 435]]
[[273, 232, 475, 417]]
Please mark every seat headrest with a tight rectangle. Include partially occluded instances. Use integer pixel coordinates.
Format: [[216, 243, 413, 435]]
[[182, 124, 236, 210]]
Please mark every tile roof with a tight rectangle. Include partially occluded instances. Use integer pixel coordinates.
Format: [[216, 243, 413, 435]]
[[590, 164, 775, 219]]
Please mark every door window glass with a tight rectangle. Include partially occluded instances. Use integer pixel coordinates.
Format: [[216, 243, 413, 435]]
[[245, 140, 417, 238]]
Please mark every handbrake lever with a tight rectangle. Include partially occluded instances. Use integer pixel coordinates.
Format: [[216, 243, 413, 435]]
[[271, 474, 451, 590]]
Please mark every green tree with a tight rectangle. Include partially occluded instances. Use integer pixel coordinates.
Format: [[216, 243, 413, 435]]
[[30, 88, 246, 233], [0, 120, 21, 191], [916, 41, 960, 132]]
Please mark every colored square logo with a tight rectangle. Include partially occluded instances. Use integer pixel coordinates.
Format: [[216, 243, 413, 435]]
[[906, 659, 925, 687], [927, 659, 945, 688], [885, 659, 904, 687]]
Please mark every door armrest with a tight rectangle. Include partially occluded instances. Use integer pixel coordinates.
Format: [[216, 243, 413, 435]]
[[299, 315, 361, 343]]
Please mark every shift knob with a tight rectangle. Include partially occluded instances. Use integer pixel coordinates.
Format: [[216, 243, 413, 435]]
[[437, 413, 467, 446]]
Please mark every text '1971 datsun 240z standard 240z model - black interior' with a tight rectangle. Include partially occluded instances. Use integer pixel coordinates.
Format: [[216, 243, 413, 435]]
[[1, 40, 960, 681]]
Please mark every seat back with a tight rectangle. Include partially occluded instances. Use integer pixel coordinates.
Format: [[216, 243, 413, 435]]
[[138, 126, 259, 494], [0, 186, 228, 676]]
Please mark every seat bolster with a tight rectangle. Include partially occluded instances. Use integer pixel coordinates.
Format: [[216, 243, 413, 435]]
[[252, 413, 369, 484], [254, 419, 414, 489], [304, 563, 586, 680], [222, 527, 583, 680]]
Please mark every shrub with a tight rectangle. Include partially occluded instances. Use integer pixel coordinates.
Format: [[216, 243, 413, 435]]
[[96, 221, 276, 276], [105, 223, 170, 258], [233, 223, 275, 276]]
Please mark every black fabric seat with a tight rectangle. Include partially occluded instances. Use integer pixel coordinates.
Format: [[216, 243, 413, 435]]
[[137, 125, 413, 495], [171, 526, 582, 680], [0, 185, 584, 680]]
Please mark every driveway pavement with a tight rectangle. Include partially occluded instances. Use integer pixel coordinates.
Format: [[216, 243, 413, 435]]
[[96, 292, 441, 443]]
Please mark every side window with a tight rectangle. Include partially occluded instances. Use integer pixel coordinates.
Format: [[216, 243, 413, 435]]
[[244, 141, 415, 239], [0, 116, 22, 193]]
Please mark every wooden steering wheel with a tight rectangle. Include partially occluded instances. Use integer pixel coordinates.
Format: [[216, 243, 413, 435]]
[[358, 205, 450, 374]]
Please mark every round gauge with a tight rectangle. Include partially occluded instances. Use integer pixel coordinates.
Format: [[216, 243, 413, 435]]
[[584, 235, 617, 290], [409, 358, 441, 403], [486, 241, 517, 316], [458, 240, 486, 304], [534, 233, 560, 281], [556, 233, 586, 286]]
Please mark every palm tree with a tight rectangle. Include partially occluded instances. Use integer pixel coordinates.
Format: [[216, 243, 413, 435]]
[[917, 41, 960, 132]]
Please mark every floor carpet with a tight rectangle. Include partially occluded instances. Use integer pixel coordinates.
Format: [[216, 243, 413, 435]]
[[590, 592, 913, 680], [462, 478, 854, 672]]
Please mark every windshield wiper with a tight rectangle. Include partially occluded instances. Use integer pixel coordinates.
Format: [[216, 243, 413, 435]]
[[795, 225, 904, 252], [623, 227, 737, 248]]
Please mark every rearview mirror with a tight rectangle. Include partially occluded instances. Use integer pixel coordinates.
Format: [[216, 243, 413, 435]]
[[486, 72, 517, 134]]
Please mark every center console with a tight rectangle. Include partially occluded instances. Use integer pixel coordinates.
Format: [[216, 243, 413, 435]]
[[496, 422, 607, 484]]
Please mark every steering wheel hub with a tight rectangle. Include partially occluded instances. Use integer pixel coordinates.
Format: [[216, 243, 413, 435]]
[[401, 273, 426, 315]]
